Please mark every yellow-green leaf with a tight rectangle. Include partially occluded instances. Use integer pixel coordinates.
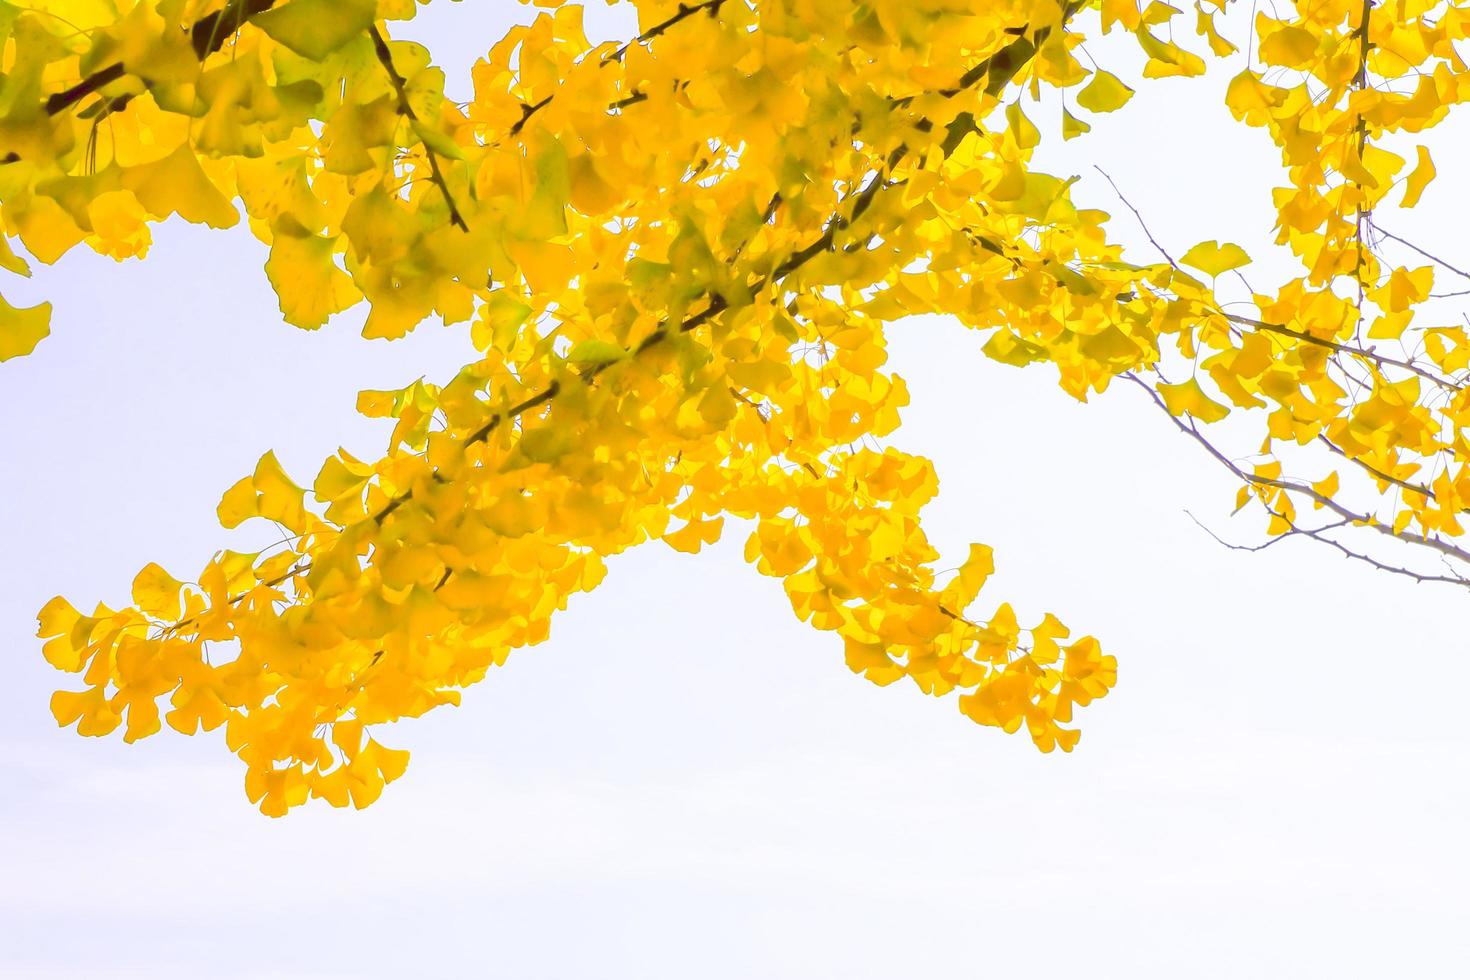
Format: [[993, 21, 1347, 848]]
[[253, 0, 378, 61], [568, 339, 628, 365]]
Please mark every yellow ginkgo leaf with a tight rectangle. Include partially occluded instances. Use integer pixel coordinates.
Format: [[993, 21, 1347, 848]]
[[0, 293, 51, 361], [1158, 377, 1230, 422], [569, 154, 623, 215], [1075, 70, 1134, 112], [1224, 70, 1283, 123], [1376, 265, 1433, 313], [1062, 107, 1091, 140], [1401, 145, 1435, 208], [252, 0, 377, 61], [568, 338, 629, 365], [217, 474, 259, 528], [1195, 7, 1238, 56], [218, 451, 310, 530], [0, 233, 32, 277], [1258, 26, 1317, 69], [253, 451, 311, 530], [1180, 240, 1250, 277], [264, 224, 362, 330], [124, 146, 239, 229], [1311, 471, 1340, 504], [664, 516, 725, 554], [1005, 101, 1040, 149], [944, 543, 995, 611], [313, 449, 374, 503], [1137, 29, 1207, 77], [131, 563, 185, 621]]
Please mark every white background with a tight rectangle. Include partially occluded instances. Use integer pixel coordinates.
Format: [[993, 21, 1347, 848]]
[[2, 4, 1467, 977]]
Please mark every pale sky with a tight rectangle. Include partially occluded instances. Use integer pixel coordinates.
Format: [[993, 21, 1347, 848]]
[[2, 4, 1467, 978]]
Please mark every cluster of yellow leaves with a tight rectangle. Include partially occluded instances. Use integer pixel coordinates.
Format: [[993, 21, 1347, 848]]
[[15, 0, 1470, 813], [1147, 1, 1470, 561]]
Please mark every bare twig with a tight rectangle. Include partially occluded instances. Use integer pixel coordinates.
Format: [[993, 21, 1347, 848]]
[[1094, 166, 1177, 268], [1371, 225, 1470, 282], [1263, 506, 1468, 587], [1184, 509, 1319, 553]]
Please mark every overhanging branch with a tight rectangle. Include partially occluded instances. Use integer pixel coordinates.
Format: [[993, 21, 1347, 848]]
[[1125, 371, 1470, 577], [44, 0, 279, 116]]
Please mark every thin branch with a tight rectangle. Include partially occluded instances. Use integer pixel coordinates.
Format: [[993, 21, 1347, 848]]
[[1193, 495, 1468, 588], [369, 24, 468, 232], [602, 0, 729, 66], [43, 0, 278, 117], [503, 0, 728, 141], [44, 63, 126, 117], [1373, 225, 1470, 282], [1263, 506, 1469, 587], [1315, 433, 1434, 500], [1125, 371, 1470, 569], [1185, 509, 1345, 553], [161, 560, 310, 637], [1351, 0, 1374, 317], [1218, 310, 1463, 392], [1094, 166, 1177, 268], [508, 94, 555, 137]]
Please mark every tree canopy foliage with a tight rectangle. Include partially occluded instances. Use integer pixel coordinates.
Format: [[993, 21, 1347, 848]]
[[7, 0, 1470, 814]]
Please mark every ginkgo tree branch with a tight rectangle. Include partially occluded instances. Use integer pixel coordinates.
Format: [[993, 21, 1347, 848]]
[[369, 24, 469, 232], [462, 21, 1052, 435], [1274, 508, 1470, 586], [1315, 433, 1435, 500], [509, 0, 1047, 146], [1187, 507, 1470, 588], [1096, 166, 1463, 396], [1350, 0, 1374, 316], [504, 0, 728, 139], [1093, 166, 1177, 268], [603, 0, 729, 65], [1371, 224, 1470, 282], [31, 0, 1470, 812], [1215, 310, 1464, 392], [43, 0, 279, 117], [1125, 371, 1470, 576], [149, 17, 1065, 636], [460, 15, 1062, 451], [359, 17, 1064, 603]]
